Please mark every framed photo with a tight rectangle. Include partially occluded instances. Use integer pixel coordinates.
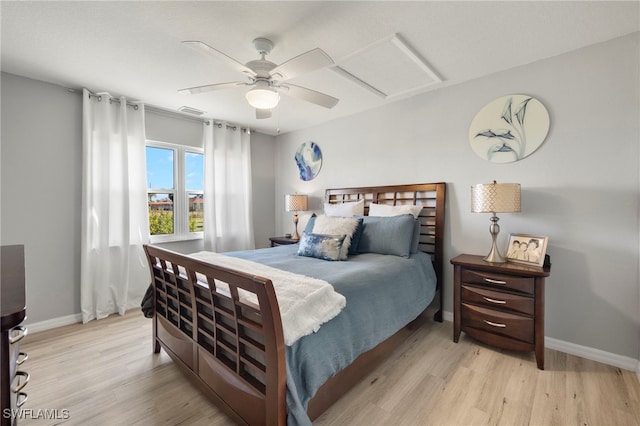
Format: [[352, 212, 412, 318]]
[[505, 234, 548, 267]]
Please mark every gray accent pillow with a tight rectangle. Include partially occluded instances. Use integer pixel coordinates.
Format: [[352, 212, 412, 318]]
[[307, 215, 361, 260], [297, 232, 346, 261], [357, 214, 415, 257]]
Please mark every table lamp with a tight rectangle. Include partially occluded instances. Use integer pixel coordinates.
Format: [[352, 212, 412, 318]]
[[285, 194, 308, 240], [471, 181, 521, 263]]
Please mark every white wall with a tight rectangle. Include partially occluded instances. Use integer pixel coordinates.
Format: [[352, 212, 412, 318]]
[[0, 72, 277, 324], [1, 73, 82, 323], [275, 34, 640, 360], [146, 108, 203, 148], [250, 131, 277, 248]]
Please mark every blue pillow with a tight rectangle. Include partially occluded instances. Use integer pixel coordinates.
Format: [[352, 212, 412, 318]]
[[304, 213, 317, 234], [297, 232, 346, 261], [348, 217, 364, 255], [357, 214, 415, 257], [411, 219, 420, 254]]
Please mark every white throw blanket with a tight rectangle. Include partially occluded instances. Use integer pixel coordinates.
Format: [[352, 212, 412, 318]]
[[189, 251, 346, 346]]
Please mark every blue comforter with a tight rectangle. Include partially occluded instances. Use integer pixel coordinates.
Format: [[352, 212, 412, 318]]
[[226, 244, 437, 425]]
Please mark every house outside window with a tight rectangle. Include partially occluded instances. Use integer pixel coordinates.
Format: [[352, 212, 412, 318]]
[[146, 142, 204, 242]]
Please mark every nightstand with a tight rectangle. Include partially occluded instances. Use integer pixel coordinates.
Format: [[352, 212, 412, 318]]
[[269, 236, 299, 247], [451, 254, 551, 369]]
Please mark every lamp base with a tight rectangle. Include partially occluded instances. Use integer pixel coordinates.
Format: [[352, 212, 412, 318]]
[[483, 245, 507, 263], [483, 213, 507, 263], [292, 212, 300, 240]]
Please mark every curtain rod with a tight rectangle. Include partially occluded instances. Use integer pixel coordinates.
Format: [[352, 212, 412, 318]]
[[87, 90, 252, 133], [87, 91, 140, 110], [211, 122, 251, 133]]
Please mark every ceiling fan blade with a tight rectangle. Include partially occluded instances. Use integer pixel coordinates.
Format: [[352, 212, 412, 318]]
[[178, 81, 248, 95], [279, 84, 339, 109], [270, 48, 334, 81], [183, 41, 256, 77], [256, 109, 272, 119]]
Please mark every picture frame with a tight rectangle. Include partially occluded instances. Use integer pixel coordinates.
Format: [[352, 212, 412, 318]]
[[505, 233, 548, 267]]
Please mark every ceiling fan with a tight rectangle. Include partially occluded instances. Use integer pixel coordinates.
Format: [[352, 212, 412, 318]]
[[179, 38, 339, 119]]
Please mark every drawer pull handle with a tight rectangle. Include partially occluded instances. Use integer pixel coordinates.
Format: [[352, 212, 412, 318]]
[[484, 278, 507, 285], [483, 297, 506, 304], [484, 320, 506, 328], [17, 352, 28, 365], [9, 326, 28, 344], [16, 391, 28, 408], [12, 371, 30, 393]]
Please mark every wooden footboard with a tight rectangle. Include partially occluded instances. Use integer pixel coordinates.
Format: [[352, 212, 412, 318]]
[[144, 244, 286, 425]]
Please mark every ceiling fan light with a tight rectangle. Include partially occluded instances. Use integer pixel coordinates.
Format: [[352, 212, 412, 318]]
[[245, 86, 280, 110]]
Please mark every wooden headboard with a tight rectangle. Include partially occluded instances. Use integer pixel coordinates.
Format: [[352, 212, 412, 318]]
[[325, 182, 446, 321]]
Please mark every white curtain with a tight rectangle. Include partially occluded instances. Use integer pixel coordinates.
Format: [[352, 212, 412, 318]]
[[80, 89, 150, 323], [203, 122, 255, 252]]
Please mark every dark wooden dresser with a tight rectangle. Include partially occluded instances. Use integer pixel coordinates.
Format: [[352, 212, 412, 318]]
[[1, 245, 29, 425], [451, 253, 550, 369]]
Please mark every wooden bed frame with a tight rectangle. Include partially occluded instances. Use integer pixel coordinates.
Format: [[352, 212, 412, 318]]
[[144, 182, 446, 425]]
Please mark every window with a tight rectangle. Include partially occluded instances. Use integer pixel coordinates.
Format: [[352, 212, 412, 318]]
[[146, 142, 204, 242], [185, 151, 204, 233]]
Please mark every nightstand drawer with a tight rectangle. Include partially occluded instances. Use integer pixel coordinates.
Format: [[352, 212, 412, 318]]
[[461, 269, 534, 295], [461, 285, 534, 316], [461, 303, 534, 343]]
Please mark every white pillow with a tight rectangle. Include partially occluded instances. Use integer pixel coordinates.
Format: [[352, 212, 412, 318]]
[[310, 215, 360, 260], [368, 203, 423, 218], [323, 199, 364, 217]]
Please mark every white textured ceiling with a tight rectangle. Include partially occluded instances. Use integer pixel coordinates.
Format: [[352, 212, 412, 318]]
[[1, 1, 638, 135]]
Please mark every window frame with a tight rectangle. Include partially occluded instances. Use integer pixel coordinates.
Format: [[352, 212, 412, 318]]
[[146, 140, 204, 243]]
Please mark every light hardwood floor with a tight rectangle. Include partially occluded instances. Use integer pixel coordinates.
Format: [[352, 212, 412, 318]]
[[16, 310, 640, 426]]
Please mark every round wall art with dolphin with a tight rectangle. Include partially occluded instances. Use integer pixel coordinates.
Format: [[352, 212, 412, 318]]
[[469, 94, 550, 163], [295, 141, 323, 181]]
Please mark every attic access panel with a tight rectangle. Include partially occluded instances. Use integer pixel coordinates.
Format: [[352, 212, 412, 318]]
[[334, 34, 442, 99]]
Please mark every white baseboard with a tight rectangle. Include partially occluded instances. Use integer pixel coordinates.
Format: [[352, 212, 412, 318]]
[[545, 336, 638, 372], [442, 310, 639, 374], [23, 313, 82, 334], [442, 309, 453, 322]]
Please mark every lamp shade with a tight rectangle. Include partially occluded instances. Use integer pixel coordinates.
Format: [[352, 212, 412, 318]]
[[471, 182, 521, 213], [285, 194, 308, 212], [245, 81, 280, 109]]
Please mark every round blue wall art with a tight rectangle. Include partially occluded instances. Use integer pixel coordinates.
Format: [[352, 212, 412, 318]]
[[295, 141, 323, 181]]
